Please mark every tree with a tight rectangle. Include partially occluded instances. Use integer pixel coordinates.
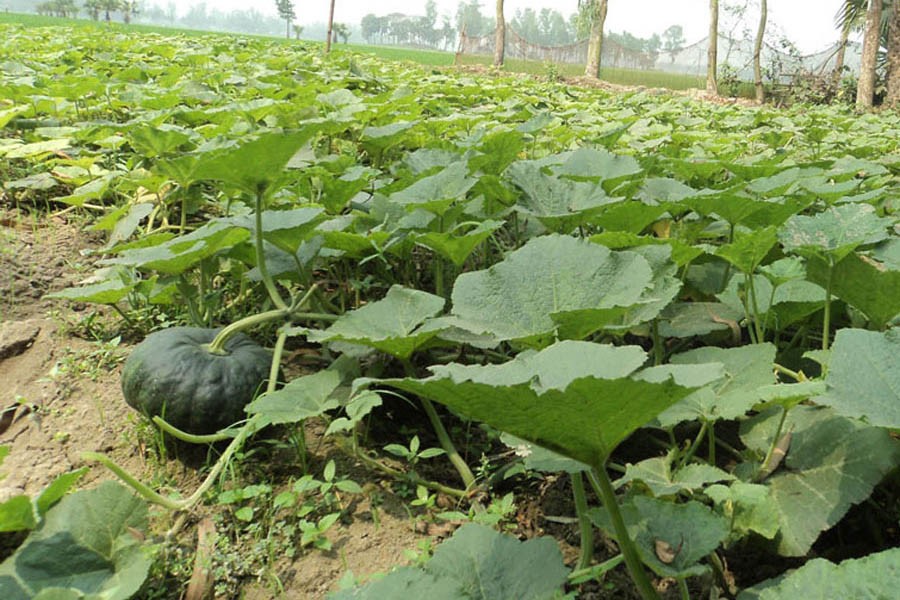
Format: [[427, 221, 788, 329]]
[[584, 0, 609, 78], [332, 22, 350, 44], [275, 0, 295, 39], [753, 0, 767, 103], [293, 23, 303, 40], [121, 0, 138, 24], [662, 24, 685, 62], [707, 0, 719, 94], [857, 0, 883, 107], [494, 0, 505, 66], [887, 0, 900, 107]]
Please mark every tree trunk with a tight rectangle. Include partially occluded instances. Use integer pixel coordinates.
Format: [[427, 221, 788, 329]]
[[494, 0, 505, 67], [833, 20, 851, 84], [707, 0, 719, 95], [857, 0, 883, 108], [326, 0, 336, 53], [887, 0, 900, 108], [753, 0, 767, 103], [584, 0, 609, 78]]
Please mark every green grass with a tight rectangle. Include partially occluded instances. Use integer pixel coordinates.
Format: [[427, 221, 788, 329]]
[[0, 11, 727, 94]]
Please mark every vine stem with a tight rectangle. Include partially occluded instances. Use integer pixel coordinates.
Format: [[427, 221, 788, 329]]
[[588, 465, 661, 600], [401, 359, 476, 490], [84, 414, 259, 512], [572, 472, 594, 571], [822, 258, 834, 351], [253, 187, 289, 311]]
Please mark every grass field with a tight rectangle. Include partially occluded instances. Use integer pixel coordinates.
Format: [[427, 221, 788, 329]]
[[1, 11, 727, 93]]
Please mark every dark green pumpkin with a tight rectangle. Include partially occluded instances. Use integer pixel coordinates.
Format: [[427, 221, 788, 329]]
[[121, 327, 272, 434]]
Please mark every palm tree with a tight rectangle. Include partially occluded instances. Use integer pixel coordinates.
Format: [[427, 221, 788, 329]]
[[494, 0, 505, 67], [753, 0, 767, 103], [707, 0, 719, 95], [583, 0, 609, 78], [838, 0, 899, 107]]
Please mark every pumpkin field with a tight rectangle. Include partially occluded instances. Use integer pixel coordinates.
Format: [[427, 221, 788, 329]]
[[1, 19, 899, 600]]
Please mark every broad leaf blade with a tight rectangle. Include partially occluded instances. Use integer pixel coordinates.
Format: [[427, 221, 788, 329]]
[[309, 286, 446, 359], [817, 328, 900, 428], [740, 406, 900, 556]]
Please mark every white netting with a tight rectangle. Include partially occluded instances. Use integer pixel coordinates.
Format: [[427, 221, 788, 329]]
[[459, 26, 862, 82]]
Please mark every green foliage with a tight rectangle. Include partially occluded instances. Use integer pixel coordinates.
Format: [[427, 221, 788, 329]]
[[0, 482, 150, 600], [330, 524, 569, 599], [3, 20, 899, 599]]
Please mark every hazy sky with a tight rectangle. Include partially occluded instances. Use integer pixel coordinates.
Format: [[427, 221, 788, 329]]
[[186, 1, 848, 53]]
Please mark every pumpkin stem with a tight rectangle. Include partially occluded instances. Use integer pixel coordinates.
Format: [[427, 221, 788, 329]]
[[206, 309, 288, 355]]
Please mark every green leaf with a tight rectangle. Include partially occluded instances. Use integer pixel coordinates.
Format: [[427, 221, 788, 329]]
[[715, 226, 778, 274], [589, 496, 729, 579], [45, 278, 140, 305], [779, 204, 891, 262], [705, 482, 780, 540], [553, 147, 642, 189], [230, 207, 326, 255], [738, 547, 900, 600], [415, 220, 503, 267], [656, 344, 776, 427], [426, 523, 569, 599], [246, 370, 342, 426], [507, 160, 616, 232], [806, 252, 900, 328], [0, 482, 150, 600], [500, 434, 589, 474], [102, 220, 249, 274], [329, 567, 460, 599], [196, 129, 315, 194], [658, 302, 744, 339], [389, 162, 476, 215], [446, 235, 653, 346], [309, 286, 446, 359], [740, 406, 900, 556], [616, 452, 734, 497], [0, 496, 37, 533], [35, 468, 88, 516], [330, 524, 568, 599], [816, 328, 900, 428], [384, 341, 717, 465]]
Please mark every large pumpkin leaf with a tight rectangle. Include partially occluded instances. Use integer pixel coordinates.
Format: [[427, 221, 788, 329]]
[[740, 406, 900, 556], [506, 160, 616, 232], [246, 370, 342, 426], [194, 129, 315, 194], [229, 207, 326, 255], [816, 328, 900, 428], [389, 162, 476, 215], [806, 252, 900, 328], [0, 482, 150, 600], [738, 547, 900, 600], [426, 523, 569, 599], [655, 344, 776, 427], [778, 204, 892, 263], [330, 524, 568, 600], [383, 341, 720, 465], [309, 286, 446, 359], [101, 220, 249, 274], [445, 235, 653, 347]]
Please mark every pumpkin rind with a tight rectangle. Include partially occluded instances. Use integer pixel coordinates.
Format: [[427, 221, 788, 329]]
[[121, 327, 272, 434]]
